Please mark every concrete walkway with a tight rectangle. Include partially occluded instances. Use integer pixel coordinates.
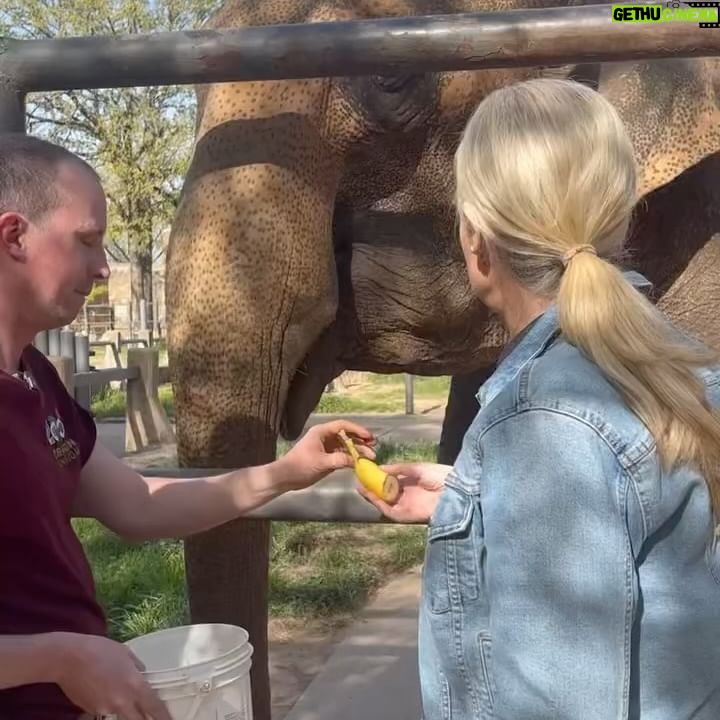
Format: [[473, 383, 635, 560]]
[[283, 565, 423, 720], [96, 413, 439, 720]]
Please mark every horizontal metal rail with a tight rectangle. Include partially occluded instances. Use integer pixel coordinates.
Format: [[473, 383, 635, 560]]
[[1, 4, 719, 92], [141, 467, 422, 524]]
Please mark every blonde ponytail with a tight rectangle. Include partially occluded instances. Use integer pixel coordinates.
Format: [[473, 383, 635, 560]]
[[558, 249, 720, 521], [454, 77, 720, 524]]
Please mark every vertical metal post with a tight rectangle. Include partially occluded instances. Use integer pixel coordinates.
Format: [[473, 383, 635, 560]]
[[75, 334, 89, 373], [74, 334, 91, 409], [33, 331, 49, 355], [60, 329, 76, 369], [0, 84, 26, 133], [404, 374, 414, 415], [48, 328, 61, 356]]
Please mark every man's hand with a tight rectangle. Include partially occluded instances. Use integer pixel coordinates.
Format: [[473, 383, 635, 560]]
[[50, 632, 172, 720], [358, 462, 451, 523], [278, 419, 376, 491]]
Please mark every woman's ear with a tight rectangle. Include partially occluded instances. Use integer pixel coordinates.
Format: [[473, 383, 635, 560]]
[[472, 233, 493, 276]]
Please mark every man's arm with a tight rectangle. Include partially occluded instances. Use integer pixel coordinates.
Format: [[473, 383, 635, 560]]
[[0, 632, 173, 718], [0, 634, 60, 690], [72, 420, 373, 541], [480, 409, 637, 720], [73, 442, 295, 541]]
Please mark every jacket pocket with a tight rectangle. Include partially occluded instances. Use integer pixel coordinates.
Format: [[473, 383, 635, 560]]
[[424, 482, 482, 614]]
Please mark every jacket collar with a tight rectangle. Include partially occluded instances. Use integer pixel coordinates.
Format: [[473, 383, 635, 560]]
[[476, 270, 653, 408]]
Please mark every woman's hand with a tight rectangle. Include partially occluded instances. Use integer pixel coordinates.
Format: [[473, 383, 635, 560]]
[[358, 462, 452, 523], [277, 419, 376, 490]]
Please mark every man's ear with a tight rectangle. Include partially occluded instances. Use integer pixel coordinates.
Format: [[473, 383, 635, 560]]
[[0, 212, 29, 261]]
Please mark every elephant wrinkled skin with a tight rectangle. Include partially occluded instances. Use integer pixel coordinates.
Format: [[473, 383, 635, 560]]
[[165, 1, 720, 716]]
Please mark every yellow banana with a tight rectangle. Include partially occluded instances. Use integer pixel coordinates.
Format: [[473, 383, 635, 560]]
[[338, 430, 400, 504]]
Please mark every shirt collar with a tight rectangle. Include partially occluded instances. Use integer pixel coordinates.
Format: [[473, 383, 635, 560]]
[[476, 270, 653, 408]]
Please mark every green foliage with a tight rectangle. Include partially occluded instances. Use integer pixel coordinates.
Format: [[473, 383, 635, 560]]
[[2, 0, 220, 280]]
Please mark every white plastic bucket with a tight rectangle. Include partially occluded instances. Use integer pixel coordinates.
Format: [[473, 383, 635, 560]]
[[114, 623, 254, 720]]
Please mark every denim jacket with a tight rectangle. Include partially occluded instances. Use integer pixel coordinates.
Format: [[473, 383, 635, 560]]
[[418, 272, 720, 720]]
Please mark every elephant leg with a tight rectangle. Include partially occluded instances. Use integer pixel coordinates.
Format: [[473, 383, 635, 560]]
[[437, 366, 494, 464], [629, 152, 720, 352]]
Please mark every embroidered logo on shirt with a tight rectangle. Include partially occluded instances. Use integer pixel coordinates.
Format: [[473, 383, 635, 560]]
[[12, 370, 37, 391], [45, 413, 80, 466]]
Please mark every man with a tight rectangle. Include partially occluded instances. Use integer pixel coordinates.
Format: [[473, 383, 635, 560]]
[[0, 133, 374, 720]]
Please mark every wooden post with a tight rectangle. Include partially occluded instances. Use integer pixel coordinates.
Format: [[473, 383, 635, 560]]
[[125, 347, 174, 453], [404, 373, 414, 415], [47, 356, 75, 394]]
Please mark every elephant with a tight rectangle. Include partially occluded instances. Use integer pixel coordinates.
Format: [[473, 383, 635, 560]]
[[165, 0, 720, 715]]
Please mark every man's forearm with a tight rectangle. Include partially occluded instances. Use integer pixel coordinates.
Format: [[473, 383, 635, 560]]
[[0, 634, 62, 690], [130, 458, 294, 540]]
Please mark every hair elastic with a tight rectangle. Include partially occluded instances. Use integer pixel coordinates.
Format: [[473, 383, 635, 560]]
[[562, 244, 597, 266]]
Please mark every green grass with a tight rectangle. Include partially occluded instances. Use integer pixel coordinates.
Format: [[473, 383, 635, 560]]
[[75, 440, 437, 643], [90, 374, 449, 419], [90, 384, 174, 419]]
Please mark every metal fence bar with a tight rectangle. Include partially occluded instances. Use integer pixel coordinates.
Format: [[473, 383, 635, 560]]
[[74, 334, 91, 409], [34, 330, 49, 355], [47, 328, 60, 356], [0, 83, 26, 132], [1, 4, 719, 93]]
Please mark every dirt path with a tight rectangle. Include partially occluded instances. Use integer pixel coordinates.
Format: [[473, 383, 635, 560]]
[[269, 617, 350, 719]]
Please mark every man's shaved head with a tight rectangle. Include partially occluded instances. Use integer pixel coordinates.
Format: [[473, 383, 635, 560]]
[[0, 133, 100, 221]]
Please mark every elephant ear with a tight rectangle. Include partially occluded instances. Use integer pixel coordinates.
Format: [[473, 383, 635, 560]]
[[596, 58, 720, 198]]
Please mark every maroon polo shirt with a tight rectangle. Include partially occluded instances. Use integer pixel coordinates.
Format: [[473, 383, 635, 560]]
[[0, 344, 106, 719]]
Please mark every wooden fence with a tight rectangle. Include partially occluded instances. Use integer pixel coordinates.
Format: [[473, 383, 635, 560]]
[[34, 328, 174, 454]]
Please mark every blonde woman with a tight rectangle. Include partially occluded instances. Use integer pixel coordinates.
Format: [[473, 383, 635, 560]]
[[360, 78, 720, 719]]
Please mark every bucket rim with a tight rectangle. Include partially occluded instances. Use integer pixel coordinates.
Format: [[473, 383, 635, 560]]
[[125, 622, 252, 677]]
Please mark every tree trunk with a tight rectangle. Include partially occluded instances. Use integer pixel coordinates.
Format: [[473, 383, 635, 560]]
[[129, 249, 154, 332]]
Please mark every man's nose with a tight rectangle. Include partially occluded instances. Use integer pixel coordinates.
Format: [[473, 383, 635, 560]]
[[95, 251, 111, 280]]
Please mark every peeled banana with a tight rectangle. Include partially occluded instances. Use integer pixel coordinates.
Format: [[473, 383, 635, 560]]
[[338, 429, 400, 504]]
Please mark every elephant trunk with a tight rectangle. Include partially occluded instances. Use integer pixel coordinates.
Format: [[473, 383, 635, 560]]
[[165, 91, 342, 719]]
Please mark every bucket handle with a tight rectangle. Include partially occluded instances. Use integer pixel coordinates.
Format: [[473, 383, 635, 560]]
[[94, 675, 213, 720], [180, 675, 213, 720]]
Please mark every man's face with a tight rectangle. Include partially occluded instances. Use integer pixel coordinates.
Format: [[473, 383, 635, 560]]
[[20, 162, 110, 329]]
